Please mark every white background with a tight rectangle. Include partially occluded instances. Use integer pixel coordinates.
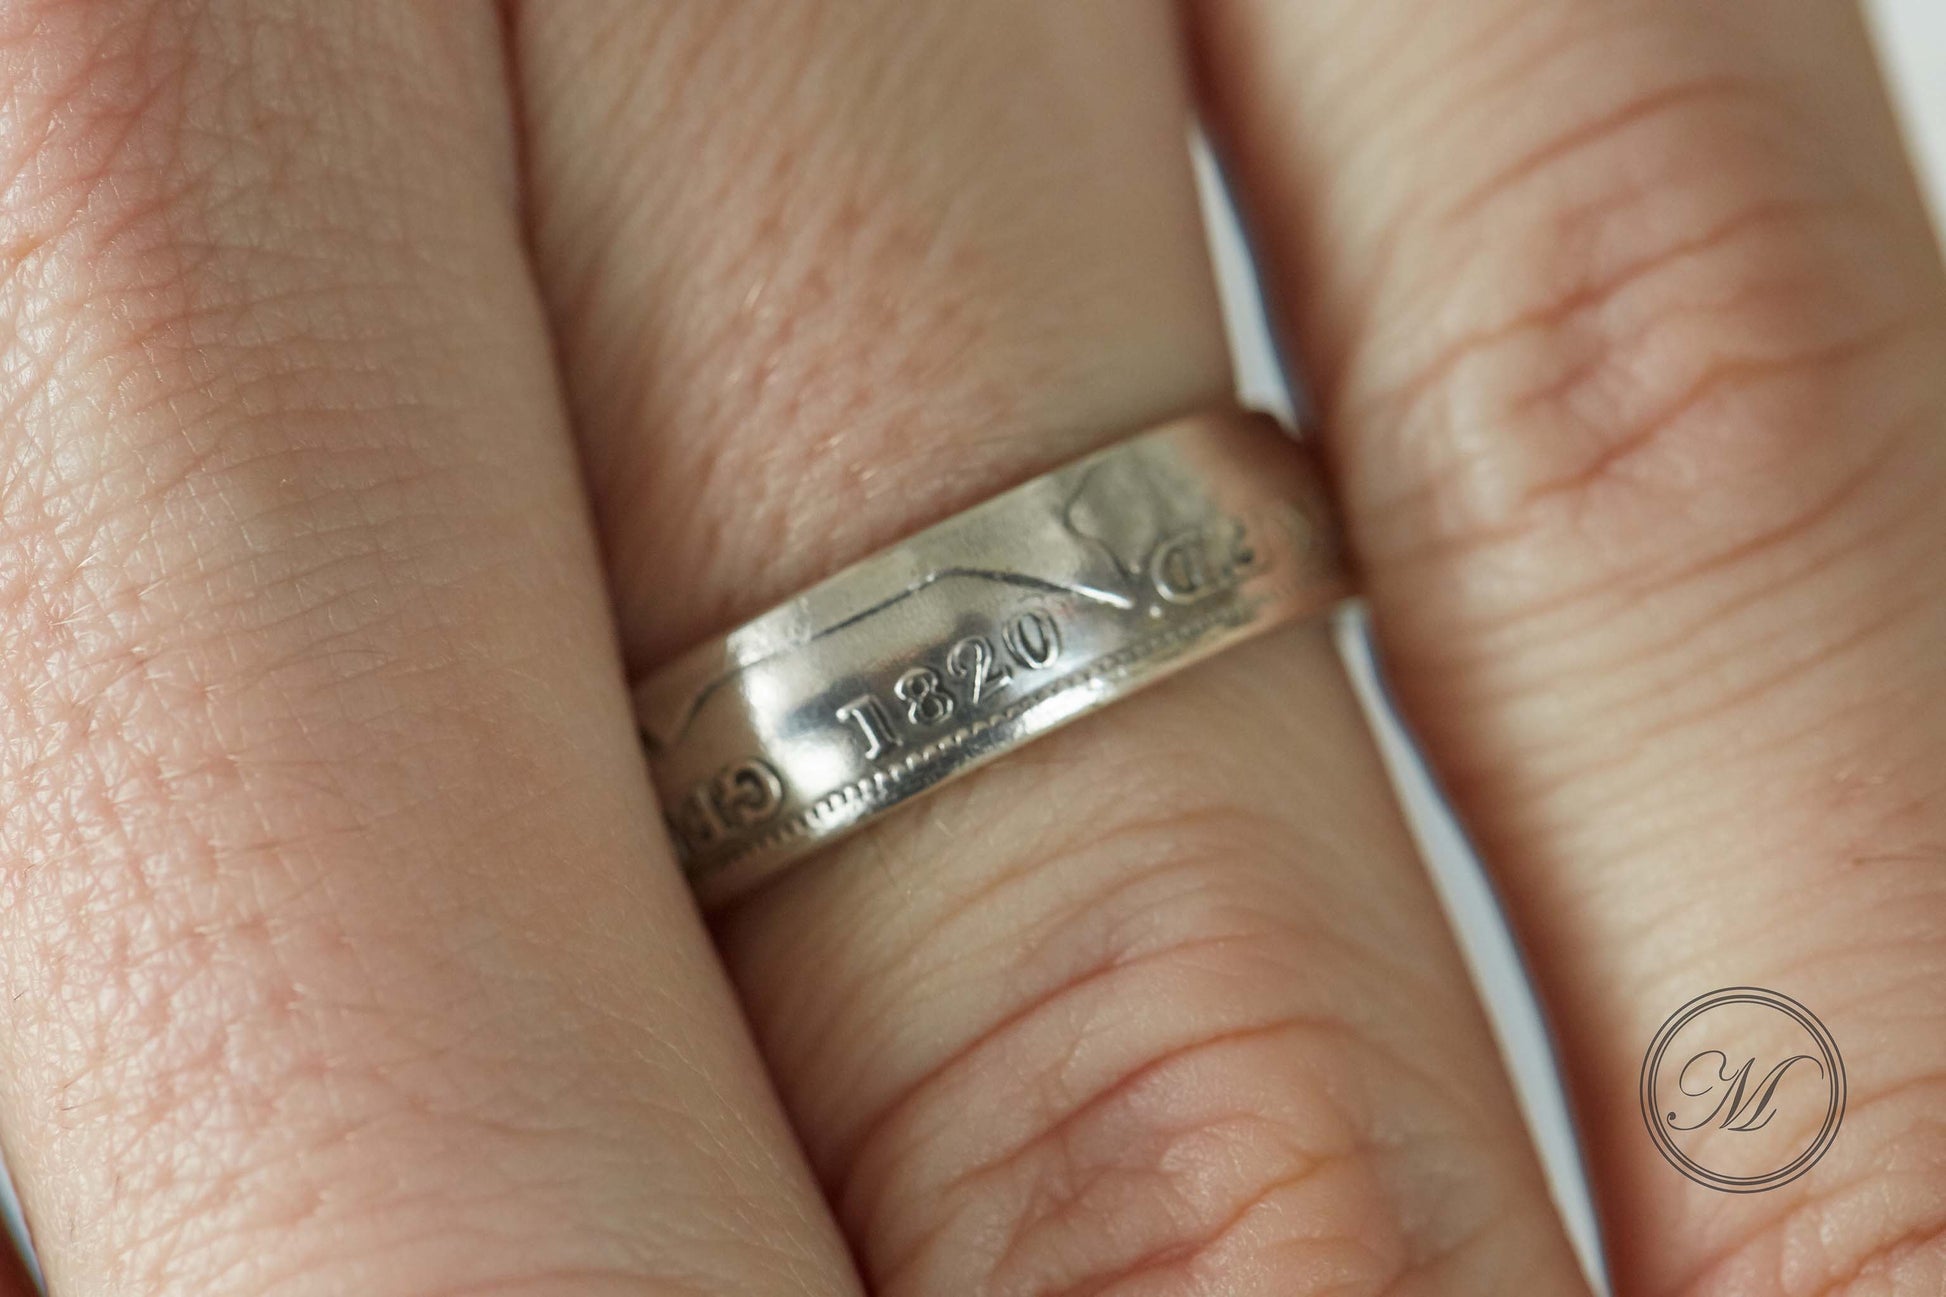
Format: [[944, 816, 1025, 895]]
[[1199, 3, 1946, 1290], [3, 3, 1945, 1290]]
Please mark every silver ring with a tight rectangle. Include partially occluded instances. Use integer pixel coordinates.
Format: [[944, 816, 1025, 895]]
[[634, 409, 1353, 909]]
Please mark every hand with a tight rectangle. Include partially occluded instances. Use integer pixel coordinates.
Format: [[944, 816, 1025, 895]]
[[2, 2, 1941, 1294]]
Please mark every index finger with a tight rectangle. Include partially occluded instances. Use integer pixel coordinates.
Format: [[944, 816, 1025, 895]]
[[0, 2, 856, 1292]]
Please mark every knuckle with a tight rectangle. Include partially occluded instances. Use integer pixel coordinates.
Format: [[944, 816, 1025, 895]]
[[822, 780, 1525, 1296], [1352, 51, 1946, 583], [1679, 1092, 1946, 1297]]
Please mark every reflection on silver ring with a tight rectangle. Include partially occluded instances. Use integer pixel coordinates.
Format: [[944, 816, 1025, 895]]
[[633, 409, 1354, 910]]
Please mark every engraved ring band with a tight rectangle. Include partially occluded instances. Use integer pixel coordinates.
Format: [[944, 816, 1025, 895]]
[[633, 409, 1356, 910]]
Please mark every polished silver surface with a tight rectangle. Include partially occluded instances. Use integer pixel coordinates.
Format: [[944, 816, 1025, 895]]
[[634, 409, 1353, 909]]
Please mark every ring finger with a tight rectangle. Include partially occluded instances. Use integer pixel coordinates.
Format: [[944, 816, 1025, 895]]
[[513, 3, 1591, 1292]]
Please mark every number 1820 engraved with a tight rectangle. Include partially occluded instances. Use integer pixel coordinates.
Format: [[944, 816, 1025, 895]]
[[834, 608, 1061, 761]]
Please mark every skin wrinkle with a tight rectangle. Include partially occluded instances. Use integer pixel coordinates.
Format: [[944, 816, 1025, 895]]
[[938, 1020, 1320, 1210], [1343, 177, 1946, 861], [1402, 491, 1943, 824], [736, 767, 1267, 1131], [1373, 398, 1923, 650], [1331, 84, 1916, 535], [1669, 1123, 1946, 1297], [1505, 308, 1937, 514], [817, 766, 1516, 1295], [810, 863, 1235, 1175], [842, 958, 1303, 1229], [1345, 192, 1857, 520], [846, 959, 1342, 1288], [1012, 1162, 1367, 1297], [785, 759, 1433, 1193], [1352, 234, 1926, 560], [859, 807, 1278, 1006], [1439, 75, 1770, 226], [890, 1094, 1382, 1297], [1261, 7, 1693, 397], [1404, 519, 1933, 805]]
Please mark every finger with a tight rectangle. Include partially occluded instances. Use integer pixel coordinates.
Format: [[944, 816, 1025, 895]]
[[513, 2, 1592, 1292], [0, 3, 856, 1292], [1198, 0, 1946, 1289]]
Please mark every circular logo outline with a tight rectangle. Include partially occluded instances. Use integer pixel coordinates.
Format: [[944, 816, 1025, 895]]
[[1639, 986, 1845, 1192]]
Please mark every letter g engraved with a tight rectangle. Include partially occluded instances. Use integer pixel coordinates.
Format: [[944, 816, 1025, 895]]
[[715, 759, 784, 829]]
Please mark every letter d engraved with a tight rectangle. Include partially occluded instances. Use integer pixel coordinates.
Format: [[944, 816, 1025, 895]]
[[1149, 520, 1252, 605]]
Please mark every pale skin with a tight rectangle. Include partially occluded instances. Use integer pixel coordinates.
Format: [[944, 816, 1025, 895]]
[[0, 1, 1942, 1293]]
